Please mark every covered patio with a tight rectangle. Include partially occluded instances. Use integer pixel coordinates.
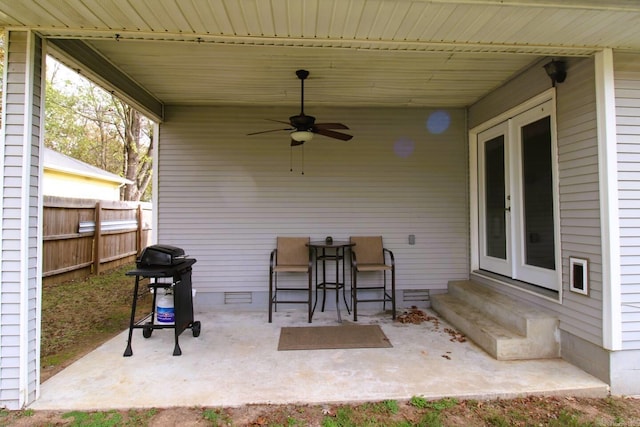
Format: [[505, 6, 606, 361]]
[[30, 308, 607, 411], [3, 0, 640, 410]]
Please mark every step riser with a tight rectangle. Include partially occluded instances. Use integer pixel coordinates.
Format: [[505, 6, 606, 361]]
[[448, 280, 542, 336], [431, 294, 544, 360], [431, 295, 500, 358], [431, 281, 559, 360]]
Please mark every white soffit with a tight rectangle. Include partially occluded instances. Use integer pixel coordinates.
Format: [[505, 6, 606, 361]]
[[2, 0, 640, 109]]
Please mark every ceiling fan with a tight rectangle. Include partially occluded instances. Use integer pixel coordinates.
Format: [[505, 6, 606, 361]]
[[247, 69, 353, 146]]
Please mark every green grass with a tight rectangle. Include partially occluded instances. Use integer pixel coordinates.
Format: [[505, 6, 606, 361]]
[[381, 400, 400, 414], [59, 409, 158, 427], [409, 396, 458, 411], [202, 408, 232, 426], [62, 410, 123, 427], [41, 263, 151, 379], [417, 410, 443, 427]]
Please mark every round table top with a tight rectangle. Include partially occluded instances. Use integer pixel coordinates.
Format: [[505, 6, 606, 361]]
[[307, 240, 355, 249]]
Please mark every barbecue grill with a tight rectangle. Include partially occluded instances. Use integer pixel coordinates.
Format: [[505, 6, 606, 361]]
[[123, 244, 200, 356]]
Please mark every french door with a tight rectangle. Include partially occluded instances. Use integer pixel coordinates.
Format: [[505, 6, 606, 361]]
[[478, 100, 560, 290]]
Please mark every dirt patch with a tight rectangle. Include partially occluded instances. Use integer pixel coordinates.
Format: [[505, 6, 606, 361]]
[[3, 396, 640, 426]]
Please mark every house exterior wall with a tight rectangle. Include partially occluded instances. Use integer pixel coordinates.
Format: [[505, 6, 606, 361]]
[[469, 54, 640, 394], [43, 170, 121, 201], [468, 57, 553, 129], [469, 56, 604, 345], [613, 51, 640, 351], [157, 105, 469, 309], [0, 30, 43, 409], [556, 57, 604, 344], [605, 50, 640, 394]]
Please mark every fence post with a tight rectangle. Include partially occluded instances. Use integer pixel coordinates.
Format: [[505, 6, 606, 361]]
[[137, 203, 143, 256], [93, 201, 102, 275]]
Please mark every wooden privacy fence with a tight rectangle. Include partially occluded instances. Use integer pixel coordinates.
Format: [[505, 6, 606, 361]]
[[42, 196, 152, 284]]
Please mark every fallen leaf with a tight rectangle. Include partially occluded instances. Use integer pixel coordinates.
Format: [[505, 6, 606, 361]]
[[444, 327, 467, 342], [396, 307, 440, 326]]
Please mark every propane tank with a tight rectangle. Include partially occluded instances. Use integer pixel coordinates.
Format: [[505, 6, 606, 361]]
[[155, 288, 175, 325]]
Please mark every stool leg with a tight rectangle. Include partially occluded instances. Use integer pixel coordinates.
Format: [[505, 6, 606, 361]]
[[308, 270, 313, 323], [352, 269, 358, 322], [268, 269, 273, 323], [391, 267, 396, 320]]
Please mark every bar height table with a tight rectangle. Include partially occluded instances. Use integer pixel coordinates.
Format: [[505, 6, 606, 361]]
[[307, 240, 354, 322]]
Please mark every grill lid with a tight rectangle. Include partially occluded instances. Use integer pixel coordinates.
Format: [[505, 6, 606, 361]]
[[137, 244, 187, 267]]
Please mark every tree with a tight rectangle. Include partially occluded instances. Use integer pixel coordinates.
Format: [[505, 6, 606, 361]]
[[112, 99, 153, 201], [45, 58, 153, 201]]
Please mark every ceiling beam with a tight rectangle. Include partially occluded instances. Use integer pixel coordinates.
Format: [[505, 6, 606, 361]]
[[40, 30, 597, 57], [47, 38, 164, 122]]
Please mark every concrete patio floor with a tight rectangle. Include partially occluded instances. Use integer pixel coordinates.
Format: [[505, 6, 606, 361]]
[[30, 307, 609, 411]]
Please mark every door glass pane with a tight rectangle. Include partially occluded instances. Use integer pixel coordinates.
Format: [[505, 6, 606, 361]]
[[521, 116, 555, 269], [484, 136, 506, 259]]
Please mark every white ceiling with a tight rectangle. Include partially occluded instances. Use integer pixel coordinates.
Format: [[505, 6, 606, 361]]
[[2, 0, 640, 117]]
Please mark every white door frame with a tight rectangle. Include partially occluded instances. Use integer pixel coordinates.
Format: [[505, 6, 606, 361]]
[[478, 122, 512, 277], [510, 99, 560, 287], [470, 89, 562, 291]]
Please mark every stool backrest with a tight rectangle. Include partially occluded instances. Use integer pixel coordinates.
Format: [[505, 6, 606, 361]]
[[350, 236, 384, 264], [276, 237, 310, 266]]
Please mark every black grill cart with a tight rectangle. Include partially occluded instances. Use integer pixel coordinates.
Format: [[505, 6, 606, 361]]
[[123, 245, 200, 357]]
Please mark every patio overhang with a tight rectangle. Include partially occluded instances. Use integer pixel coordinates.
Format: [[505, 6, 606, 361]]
[[47, 39, 165, 121], [3, 0, 640, 118]]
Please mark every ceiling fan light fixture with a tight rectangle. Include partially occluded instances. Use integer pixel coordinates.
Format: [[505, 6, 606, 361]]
[[291, 130, 314, 142]]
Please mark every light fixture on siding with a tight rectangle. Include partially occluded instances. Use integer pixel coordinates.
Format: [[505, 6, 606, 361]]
[[290, 130, 314, 143], [544, 60, 567, 87]]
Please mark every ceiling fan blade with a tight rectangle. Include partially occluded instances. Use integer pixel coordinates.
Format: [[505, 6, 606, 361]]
[[313, 128, 353, 141], [314, 123, 349, 130], [246, 71, 353, 144], [247, 128, 291, 136], [266, 119, 293, 126]]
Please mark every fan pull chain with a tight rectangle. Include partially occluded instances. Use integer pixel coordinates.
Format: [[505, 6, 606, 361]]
[[288, 145, 305, 175]]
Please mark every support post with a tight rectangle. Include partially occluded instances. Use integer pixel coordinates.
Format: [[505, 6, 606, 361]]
[[93, 201, 102, 275]]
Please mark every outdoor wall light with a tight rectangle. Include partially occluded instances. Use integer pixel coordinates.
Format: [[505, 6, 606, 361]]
[[290, 130, 314, 142], [544, 60, 567, 87]]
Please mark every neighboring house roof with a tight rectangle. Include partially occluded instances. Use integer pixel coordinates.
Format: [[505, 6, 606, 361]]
[[43, 147, 132, 185]]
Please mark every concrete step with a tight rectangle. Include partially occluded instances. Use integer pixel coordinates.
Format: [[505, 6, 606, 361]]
[[431, 281, 559, 361], [447, 280, 557, 337]]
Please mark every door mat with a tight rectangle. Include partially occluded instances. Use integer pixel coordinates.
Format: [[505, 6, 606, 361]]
[[278, 324, 392, 351]]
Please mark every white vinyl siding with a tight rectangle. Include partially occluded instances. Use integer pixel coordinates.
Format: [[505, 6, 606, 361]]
[[469, 57, 604, 346], [0, 31, 43, 409], [556, 57, 603, 345], [614, 52, 640, 350], [468, 58, 552, 130], [157, 106, 469, 298]]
